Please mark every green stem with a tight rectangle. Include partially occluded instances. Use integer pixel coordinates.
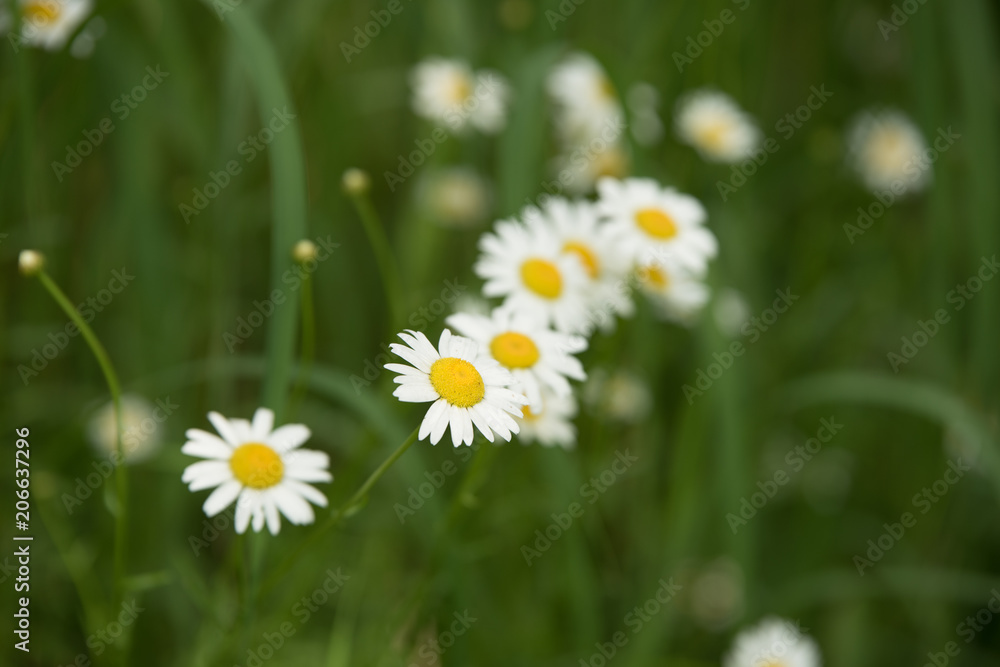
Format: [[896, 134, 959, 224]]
[[348, 192, 404, 329], [259, 427, 419, 595], [36, 271, 128, 615], [288, 273, 315, 419]]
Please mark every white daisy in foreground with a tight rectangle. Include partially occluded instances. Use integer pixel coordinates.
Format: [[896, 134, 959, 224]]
[[181, 408, 331, 535], [446, 307, 586, 412], [516, 387, 578, 449], [636, 261, 710, 325], [0, 0, 92, 51], [475, 212, 591, 334], [87, 394, 163, 464], [385, 329, 527, 446], [675, 89, 761, 164], [410, 57, 510, 134], [724, 617, 821, 667], [596, 177, 718, 274], [547, 52, 624, 144], [529, 197, 633, 330], [846, 108, 930, 194]]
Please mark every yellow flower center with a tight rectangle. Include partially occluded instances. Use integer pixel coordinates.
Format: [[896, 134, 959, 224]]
[[635, 208, 678, 240], [563, 241, 600, 278], [448, 75, 473, 106], [23, 0, 61, 24], [490, 332, 540, 369], [520, 258, 563, 299], [229, 443, 284, 489], [695, 120, 732, 151], [599, 76, 616, 101], [429, 357, 485, 408], [520, 404, 540, 422], [594, 147, 628, 179], [643, 266, 668, 289]]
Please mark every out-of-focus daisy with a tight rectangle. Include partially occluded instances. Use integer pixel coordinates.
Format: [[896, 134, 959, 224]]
[[181, 408, 331, 535], [0, 0, 92, 51], [724, 617, 821, 667], [419, 167, 492, 228], [475, 212, 591, 334], [713, 288, 751, 338], [552, 142, 631, 196], [516, 387, 577, 449], [583, 368, 652, 424], [410, 57, 510, 134], [384, 329, 527, 446], [636, 261, 710, 325], [627, 82, 664, 146], [675, 89, 761, 163], [529, 197, 633, 330], [547, 52, 624, 143], [595, 177, 718, 274], [68, 14, 104, 58], [87, 394, 163, 464], [688, 558, 745, 630], [846, 108, 930, 194], [446, 307, 586, 412]]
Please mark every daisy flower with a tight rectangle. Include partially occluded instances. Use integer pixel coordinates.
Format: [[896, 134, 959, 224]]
[[446, 306, 586, 412], [636, 261, 710, 325], [846, 108, 930, 194], [547, 52, 624, 144], [1, 0, 92, 51], [724, 617, 821, 667], [410, 57, 510, 134], [181, 408, 331, 535], [87, 394, 163, 464], [595, 177, 718, 274], [528, 197, 633, 331], [516, 387, 578, 449], [475, 211, 591, 334], [384, 329, 527, 447], [552, 142, 631, 196], [675, 89, 761, 164], [419, 167, 492, 229]]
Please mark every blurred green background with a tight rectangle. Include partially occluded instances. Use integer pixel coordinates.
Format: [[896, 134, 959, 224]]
[[2, 0, 1000, 665]]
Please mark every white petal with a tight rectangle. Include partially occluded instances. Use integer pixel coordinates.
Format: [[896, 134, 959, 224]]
[[208, 412, 242, 445], [251, 408, 275, 440], [430, 405, 452, 444], [267, 424, 311, 452], [468, 406, 495, 442], [264, 497, 281, 535], [419, 399, 449, 441], [183, 461, 233, 490], [234, 491, 253, 533], [283, 479, 328, 507], [202, 479, 243, 516], [271, 486, 315, 525], [394, 384, 441, 403]]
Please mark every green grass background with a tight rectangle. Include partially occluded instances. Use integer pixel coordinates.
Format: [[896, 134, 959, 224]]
[[2, 0, 1000, 665]]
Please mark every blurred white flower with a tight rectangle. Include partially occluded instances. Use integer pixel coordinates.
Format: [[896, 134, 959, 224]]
[[551, 142, 631, 196], [724, 617, 821, 667], [410, 58, 510, 134], [689, 558, 745, 630], [0, 0, 93, 51], [636, 261, 710, 326], [847, 108, 930, 194], [713, 288, 751, 338], [627, 82, 664, 146], [516, 387, 578, 449], [547, 52, 624, 145], [583, 368, 652, 424], [87, 394, 163, 464], [420, 167, 492, 228], [675, 89, 761, 163]]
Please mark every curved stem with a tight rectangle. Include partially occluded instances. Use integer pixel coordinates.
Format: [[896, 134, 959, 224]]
[[348, 191, 404, 330], [288, 273, 315, 419], [36, 271, 128, 612]]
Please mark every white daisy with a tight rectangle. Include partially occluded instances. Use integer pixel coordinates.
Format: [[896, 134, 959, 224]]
[[475, 211, 591, 334], [595, 177, 718, 274], [846, 108, 930, 194], [675, 89, 761, 164], [528, 197, 633, 331], [410, 57, 510, 134], [547, 52, 624, 145], [419, 167, 492, 228], [516, 387, 578, 449], [384, 329, 527, 447], [1, 0, 92, 51], [87, 394, 163, 464], [636, 261, 710, 325], [181, 408, 331, 535], [724, 617, 821, 667], [446, 307, 586, 412]]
